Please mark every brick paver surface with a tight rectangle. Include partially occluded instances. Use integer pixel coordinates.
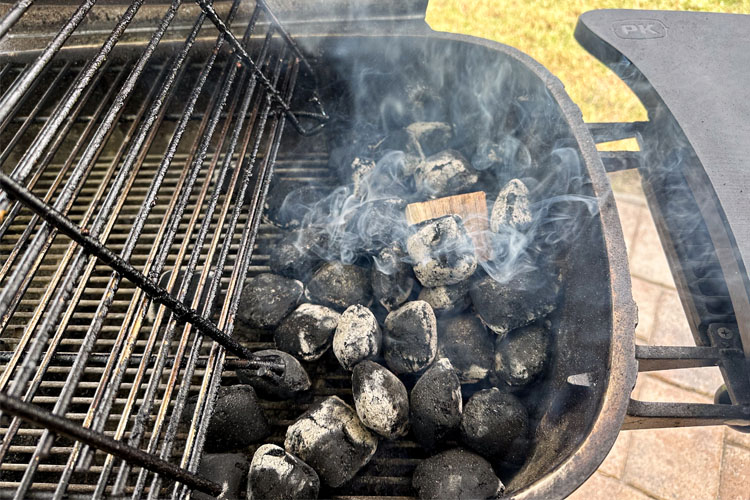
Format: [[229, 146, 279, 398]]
[[568, 171, 750, 500]]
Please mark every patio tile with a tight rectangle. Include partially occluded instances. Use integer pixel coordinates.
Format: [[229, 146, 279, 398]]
[[719, 444, 750, 500], [570, 472, 655, 500], [628, 208, 677, 289], [631, 276, 663, 343]]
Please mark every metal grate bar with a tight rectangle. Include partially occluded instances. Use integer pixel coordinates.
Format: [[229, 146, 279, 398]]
[[0, 0, 34, 41]]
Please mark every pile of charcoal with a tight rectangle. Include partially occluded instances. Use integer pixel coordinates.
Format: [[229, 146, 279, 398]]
[[193, 120, 566, 500]]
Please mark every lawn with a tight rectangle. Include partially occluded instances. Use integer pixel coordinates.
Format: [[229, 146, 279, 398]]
[[425, 1, 749, 125]]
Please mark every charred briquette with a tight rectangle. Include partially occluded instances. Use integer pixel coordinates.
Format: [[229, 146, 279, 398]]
[[383, 300, 437, 375], [460, 388, 529, 460], [406, 215, 478, 288], [412, 448, 504, 500], [495, 322, 551, 387], [417, 281, 470, 316], [194, 453, 249, 500], [471, 136, 534, 179], [352, 361, 409, 439], [414, 150, 479, 199], [405, 121, 453, 158], [409, 358, 462, 450], [490, 178, 533, 233], [247, 444, 320, 500], [236, 349, 311, 400], [265, 179, 330, 229], [372, 244, 416, 312], [269, 227, 327, 282], [470, 268, 560, 336], [346, 198, 409, 255], [274, 303, 340, 362], [238, 273, 304, 330], [184, 385, 269, 453], [284, 396, 378, 488], [349, 157, 376, 197], [332, 305, 381, 370], [437, 314, 494, 382], [305, 261, 372, 310]]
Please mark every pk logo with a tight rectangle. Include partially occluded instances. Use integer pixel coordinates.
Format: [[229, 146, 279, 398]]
[[613, 19, 667, 39]]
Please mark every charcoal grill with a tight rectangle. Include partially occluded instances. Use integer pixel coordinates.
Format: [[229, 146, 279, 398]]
[[0, 0, 747, 499]]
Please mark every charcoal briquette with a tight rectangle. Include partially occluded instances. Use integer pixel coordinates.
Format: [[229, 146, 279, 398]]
[[490, 178, 532, 233], [406, 215, 477, 288], [409, 358, 462, 450], [269, 228, 327, 281], [185, 385, 269, 453], [247, 444, 320, 500], [274, 304, 340, 362], [460, 388, 528, 460], [332, 305, 381, 370], [412, 448, 504, 500], [405, 121, 453, 157], [383, 300, 437, 374], [414, 150, 478, 199], [437, 314, 494, 382], [238, 273, 304, 330], [352, 361, 409, 439], [372, 245, 416, 311], [284, 396, 378, 488], [495, 322, 551, 386], [236, 349, 311, 400], [470, 268, 560, 335], [194, 453, 249, 500], [305, 261, 372, 310], [265, 180, 329, 229], [417, 281, 470, 316]]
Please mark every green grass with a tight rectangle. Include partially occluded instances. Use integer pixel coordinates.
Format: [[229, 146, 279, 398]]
[[425, 1, 749, 127]]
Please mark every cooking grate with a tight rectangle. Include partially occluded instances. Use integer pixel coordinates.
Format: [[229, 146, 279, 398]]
[[0, 0, 327, 496]]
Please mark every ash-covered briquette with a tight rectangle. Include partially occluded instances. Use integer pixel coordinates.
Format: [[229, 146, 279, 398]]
[[352, 361, 410, 439], [495, 322, 551, 387], [270, 227, 327, 281], [406, 121, 453, 158], [194, 453, 249, 500], [471, 136, 534, 179], [274, 304, 340, 362], [410, 358, 462, 450], [460, 388, 529, 460], [437, 314, 494, 382], [184, 385, 269, 453], [238, 273, 304, 330], [349, 157, 377, 197], [372, 244, 416, 312], [236, 349, 310, 400], [470, 268, 561, 335], [414, 150, 479, 199], [406, 215, 478, 288], [332, 305, 381, 370], [265, 180, 330, 229], [490, 178, 533, 233], [417, 281, 471, 316], [383, 300, 437, 374], [305, 261, 372, 310], [284, 396, 378, 488], [346, 198, 409, 255], [247, 444, 320, 500], [412, 448, 505, 500]]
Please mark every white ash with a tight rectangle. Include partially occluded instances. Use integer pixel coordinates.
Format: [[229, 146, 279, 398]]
[[270, 228, 327, 282], [194, 453, 249, 500], [406, 121, 453, 157], [460, 388, 529, 460], [372, 244, 416, 312], [414, 150, 479, 199], [350, 157, 377, 198], [238, 273, 304, 330], [406, 215, 478, 288], [495, 322, 551, 386], [236, 349, 311, 400], [412, 448, 504, 500], [437, 314, 494, 382], [352, 361, 409, 439], [470, 268, 561, 335], [284, 396, 378, 488], [409, 358, 462, 450], [490, 178, 532, 233], [332, 305, 381, 371], [383, 300, 437, 375], [305, 261, 372, 310], [184, 385, 269, 453], [417, 281, 470, 316], [248, 444, 320, 500], [274, 304, 340, 362]]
